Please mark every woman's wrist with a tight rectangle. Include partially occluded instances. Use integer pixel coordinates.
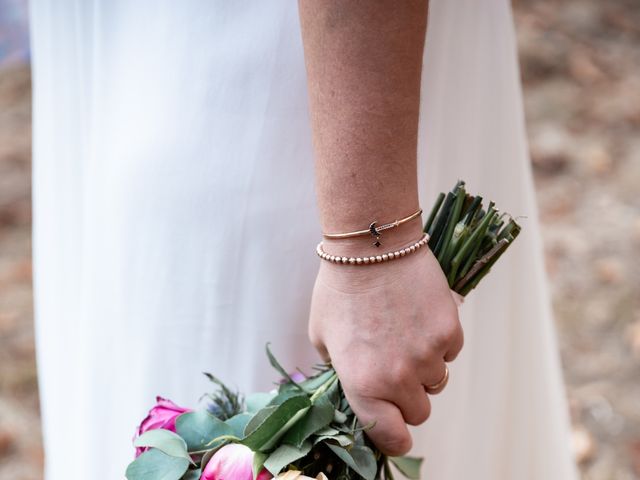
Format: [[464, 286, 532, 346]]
[[315, 216, 433, 294], [320, 216, 424, 259]]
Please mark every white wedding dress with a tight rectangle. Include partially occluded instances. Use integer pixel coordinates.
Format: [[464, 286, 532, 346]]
[[30, 1, 578, 479]]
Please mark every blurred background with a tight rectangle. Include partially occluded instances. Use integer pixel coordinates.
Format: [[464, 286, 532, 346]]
[[0, 0, 638, 478]]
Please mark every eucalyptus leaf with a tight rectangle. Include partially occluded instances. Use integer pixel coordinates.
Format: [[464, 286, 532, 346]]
[[175, 410, 234, 452], [353, 430, 367, 447], [125, 448, 189, 480], [325, 375, 341, 406], [263, 441, 313, 475], [244, 406, 278, 436], [241, 395, 311, 452], [389, 456, 423, 480], [333, 409, 348, 424], [282, 394, 334, 448], [268, 389, 303, 407], [298, 369, 334, 392], [313, 427, 339, 437], [133, 429, 191, 462], [315, 433, 354, 447], [246, 392, 276, 413], [225, 413, 253, 438], [326, 444, 377, 480]]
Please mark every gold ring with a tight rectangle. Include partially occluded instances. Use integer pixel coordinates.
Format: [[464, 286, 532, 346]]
[[425, 365, 449, 394]]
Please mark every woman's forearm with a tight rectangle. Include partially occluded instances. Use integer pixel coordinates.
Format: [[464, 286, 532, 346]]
[[299, 0, 429, 255]]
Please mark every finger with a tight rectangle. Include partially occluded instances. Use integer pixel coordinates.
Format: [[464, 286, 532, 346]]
[[393, 384, 431, 426], [420, 357, 447, 389], [352, 396, 413, 456], [423, 362, 449, 396]]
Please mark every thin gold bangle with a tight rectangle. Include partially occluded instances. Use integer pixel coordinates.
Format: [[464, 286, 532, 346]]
[[322, 208, 422, 247]]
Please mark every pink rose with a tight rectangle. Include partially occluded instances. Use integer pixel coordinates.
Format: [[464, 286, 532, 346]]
[[201, 444, 272, 480], [134, 396, 191, 457]]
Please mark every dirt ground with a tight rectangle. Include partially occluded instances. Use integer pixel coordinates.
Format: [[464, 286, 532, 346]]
[[0, 1, 638, 478], [516, 0, 640, 477]]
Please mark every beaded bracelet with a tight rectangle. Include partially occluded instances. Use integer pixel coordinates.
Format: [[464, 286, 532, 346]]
[[316, 233, 430, 265]]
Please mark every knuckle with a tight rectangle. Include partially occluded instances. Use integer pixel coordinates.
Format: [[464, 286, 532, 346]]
[[388, 361, 415, 387]]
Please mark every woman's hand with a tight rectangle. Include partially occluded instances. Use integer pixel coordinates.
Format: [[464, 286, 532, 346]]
[[309, 232, 463, 456]]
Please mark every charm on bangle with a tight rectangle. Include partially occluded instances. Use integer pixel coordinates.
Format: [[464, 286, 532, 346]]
[[323, 208, 422, 247], [369, 222, 381, 247], [316, 233, 430, 265]]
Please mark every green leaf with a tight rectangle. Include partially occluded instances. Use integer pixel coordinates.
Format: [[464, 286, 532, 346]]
[[333, 409, 348, 424], [241, 395, 311, 452], [282, 394, 334, 448], [175, 410, 234, 452], [315, 433, 354, 447], [268, 390, 303, 407], [125, 448, 189, 480], [253, 451, 268, 479], [263, 441, 313, 476], [133, 429, 191, 463], [246, 392, 276, 413], [326, 444, 377, 480], [313, 427, 339, 437], [244, 406, 278, 436], [181, 469, 201, 480], [265, 343, 306, 392], [325, 375, 341, 407], [225, 413, 253, 438], [298, 369, 334, 392], [389, 456, 423, 479]]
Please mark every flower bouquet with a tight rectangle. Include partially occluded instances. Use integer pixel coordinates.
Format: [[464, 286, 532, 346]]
[[126, 181, 520, 480]]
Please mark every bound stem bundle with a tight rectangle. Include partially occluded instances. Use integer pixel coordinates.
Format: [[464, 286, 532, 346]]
[[425, 180, 521, 296]]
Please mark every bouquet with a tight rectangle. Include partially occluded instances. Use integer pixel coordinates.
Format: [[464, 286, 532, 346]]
[[126, 181, 520, 480]]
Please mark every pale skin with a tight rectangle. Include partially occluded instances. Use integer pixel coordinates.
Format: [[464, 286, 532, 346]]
[[298, 0, 464, 456]]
